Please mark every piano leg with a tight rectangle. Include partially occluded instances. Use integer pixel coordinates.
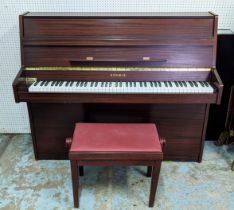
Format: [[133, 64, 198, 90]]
[[198, 104, 210, 163]]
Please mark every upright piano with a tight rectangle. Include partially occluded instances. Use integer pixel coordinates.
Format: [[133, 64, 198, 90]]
[[13, 12, 223, 162]]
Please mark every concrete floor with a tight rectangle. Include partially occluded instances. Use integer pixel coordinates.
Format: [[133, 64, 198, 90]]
[[0, 134, 234, 210]]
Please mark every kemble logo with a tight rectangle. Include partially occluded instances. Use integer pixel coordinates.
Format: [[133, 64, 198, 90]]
[[110, 73, 126, 77]]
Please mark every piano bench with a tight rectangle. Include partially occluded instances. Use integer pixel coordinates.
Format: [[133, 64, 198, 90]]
[[68, 123, 164, 208]]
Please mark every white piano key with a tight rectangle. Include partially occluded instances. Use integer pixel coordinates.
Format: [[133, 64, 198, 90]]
[[29, 80, 215, 94]]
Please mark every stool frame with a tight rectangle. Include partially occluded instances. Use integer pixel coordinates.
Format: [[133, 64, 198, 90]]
[[67, 138, 165, 208]]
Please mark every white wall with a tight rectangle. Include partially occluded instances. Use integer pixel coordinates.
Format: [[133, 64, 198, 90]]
[[0, 0, 234, 133]]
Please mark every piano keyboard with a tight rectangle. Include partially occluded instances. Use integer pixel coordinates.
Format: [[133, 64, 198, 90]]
[[29, 81, 214, 94]]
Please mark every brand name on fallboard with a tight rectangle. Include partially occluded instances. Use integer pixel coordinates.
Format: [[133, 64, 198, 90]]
[[110, 73, 126, 77]]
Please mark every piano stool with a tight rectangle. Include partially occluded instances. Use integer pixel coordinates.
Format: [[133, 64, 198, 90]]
[[68, 123, 164, 208]]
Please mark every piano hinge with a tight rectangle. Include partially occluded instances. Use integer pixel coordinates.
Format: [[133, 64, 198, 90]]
[[18, 77, 37, 85], [25, 67, 212, 72], [142, 56, 150, 61]]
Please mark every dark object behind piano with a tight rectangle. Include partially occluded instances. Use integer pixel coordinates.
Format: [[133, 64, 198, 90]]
[[216, 85, 234, 171], [216, 86, 234, 145], [207, 30, 234, 140]]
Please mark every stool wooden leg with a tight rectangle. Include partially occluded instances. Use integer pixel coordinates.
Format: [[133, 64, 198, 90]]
[[70, 160, 79, 208], [147, 166, 152, 177], [149, 161, 161, 207]]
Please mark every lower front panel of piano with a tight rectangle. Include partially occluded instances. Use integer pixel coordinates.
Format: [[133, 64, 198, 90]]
[[28, 103, 207, 162]]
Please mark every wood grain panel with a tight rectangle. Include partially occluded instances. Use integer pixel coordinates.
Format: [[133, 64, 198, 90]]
[[24, 46, 213, 67], [23, 18, 213, 40], [18, 92, 217, 104], [164, 139, 201, 160], [25, 70, 211, 82], [30, 103, 206, 161]]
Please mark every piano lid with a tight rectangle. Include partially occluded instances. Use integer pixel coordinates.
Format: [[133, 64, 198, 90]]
[[23, 12, 215, 18]]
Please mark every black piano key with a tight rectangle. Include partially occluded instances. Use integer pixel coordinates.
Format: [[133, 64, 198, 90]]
[[193, 81, 198, 87], [165, 82, 168, 87], [40, 81, 46, 86], [175, 81, 179, 87], [130, 82, 132, 87], [65, 81, 70, 87], [51, 81, 56, 86], [199, 81, 204, 87], [150, 82, 153, 87], [134, 82, 136, 87], [120, 82, 122, 87], [144, 82, 147, 87], [70, 81, 74, 86], [178, 81, 183, 87], [140, 82, 142, 87], [153, 82, 157, 87], [204, 82, 209, 87], [105, 82, 108, 87], [101, 82, 104, 87], [59, 81, 63, 86], [76, 82, 80, 87], [158, 82, 161, 87], [168, 81, 172, 87], [84, 82, 88, 87], [33, 81, 39, 86], [90, 82, 94, 87], [182, 81, 187, 87], [94, 82, 98, 87], [109, 82, 112, 87], [189, 81, 194, 87]]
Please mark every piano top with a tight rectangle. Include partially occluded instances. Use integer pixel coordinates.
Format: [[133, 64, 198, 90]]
[[23, 12, 215, 18]]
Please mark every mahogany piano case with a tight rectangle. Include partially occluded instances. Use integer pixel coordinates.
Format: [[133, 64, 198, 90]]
[[13, 12, 223, 161]]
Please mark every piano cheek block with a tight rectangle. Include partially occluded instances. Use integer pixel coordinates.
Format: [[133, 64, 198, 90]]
[[13, 12, 222, 161]]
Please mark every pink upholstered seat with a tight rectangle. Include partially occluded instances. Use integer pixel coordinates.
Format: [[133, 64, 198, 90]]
[[70, 123, 162, 153]]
